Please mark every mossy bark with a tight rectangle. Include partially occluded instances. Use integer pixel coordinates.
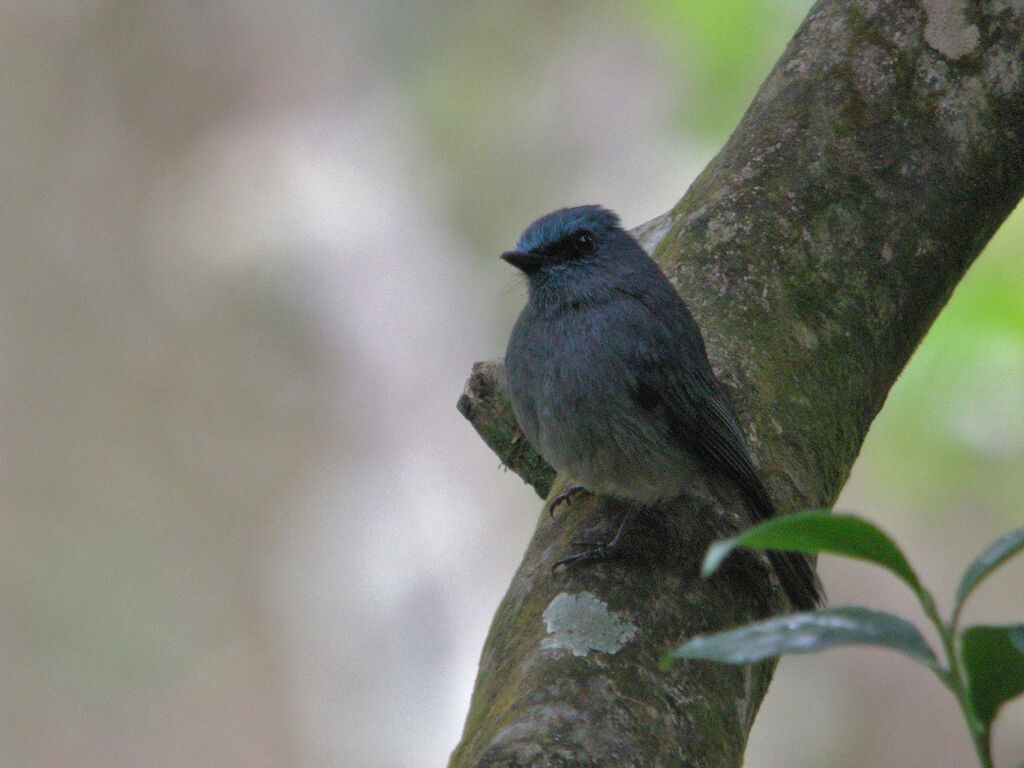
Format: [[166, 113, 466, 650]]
[[454, 1, 1024, 766]]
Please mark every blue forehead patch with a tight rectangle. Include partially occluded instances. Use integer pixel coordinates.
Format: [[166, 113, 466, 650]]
[[516, 205, 621, 253]]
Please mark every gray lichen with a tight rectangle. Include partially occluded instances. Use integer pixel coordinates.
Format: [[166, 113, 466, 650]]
[[922, 0, 979, 59], [541, 592, 638, 657]]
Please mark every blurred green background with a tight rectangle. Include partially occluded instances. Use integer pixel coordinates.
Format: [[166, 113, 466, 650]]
[[4, 3, 1022, 767]]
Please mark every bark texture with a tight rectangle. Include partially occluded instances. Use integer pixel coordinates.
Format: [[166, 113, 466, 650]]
[[454, 1, 1024, 766]]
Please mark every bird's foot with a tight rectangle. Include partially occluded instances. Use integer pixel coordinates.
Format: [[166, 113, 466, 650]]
[[552, 539, 618, 571], [548, 484, 590, 518], [551, 503, 639, 572]]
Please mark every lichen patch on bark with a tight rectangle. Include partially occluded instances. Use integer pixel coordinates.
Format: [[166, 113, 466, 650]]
[[541, 592, 639, 657]]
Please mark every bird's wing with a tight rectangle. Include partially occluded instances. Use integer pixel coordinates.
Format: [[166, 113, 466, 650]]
[[633, 358, 776, 520], [616, 286, 770, 516], [618, 284, 823, 610]]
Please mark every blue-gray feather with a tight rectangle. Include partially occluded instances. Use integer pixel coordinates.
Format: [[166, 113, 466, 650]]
[[502, 205, 822, 611]]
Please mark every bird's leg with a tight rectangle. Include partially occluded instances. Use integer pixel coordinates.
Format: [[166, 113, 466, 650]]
[[552, 501, 640, 571], [547, 483, 590, 518]]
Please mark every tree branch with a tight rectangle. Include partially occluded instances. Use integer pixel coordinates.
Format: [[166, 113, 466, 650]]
[[453, 1, 1024, 765]]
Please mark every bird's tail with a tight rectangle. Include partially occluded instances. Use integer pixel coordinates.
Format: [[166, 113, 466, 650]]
[[741, 478, 824, 611], [767, 549, 823, 612]]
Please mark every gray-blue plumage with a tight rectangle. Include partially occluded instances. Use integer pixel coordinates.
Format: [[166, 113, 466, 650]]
[[502, 205, 821, 611]]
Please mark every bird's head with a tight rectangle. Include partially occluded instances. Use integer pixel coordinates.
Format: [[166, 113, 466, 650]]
[[501, 206, 645, 302]]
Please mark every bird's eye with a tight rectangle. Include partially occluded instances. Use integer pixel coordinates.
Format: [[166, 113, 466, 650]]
[[575, 231, 596, 254]]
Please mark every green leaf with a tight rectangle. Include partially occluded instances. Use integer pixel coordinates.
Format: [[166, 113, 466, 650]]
[[961, 624, 1024, 726], [953, 526, 1024, 625], [703, 511, 926, 599], [666, 606, 938, 670]]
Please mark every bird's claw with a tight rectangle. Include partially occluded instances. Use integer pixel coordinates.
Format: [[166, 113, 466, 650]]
[[551, 540, 616, 571], [550, 503, 639, 572], [548, 484, 590, 518]]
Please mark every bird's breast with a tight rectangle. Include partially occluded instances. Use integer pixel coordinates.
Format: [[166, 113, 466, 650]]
[[506, 303, 698, 503]]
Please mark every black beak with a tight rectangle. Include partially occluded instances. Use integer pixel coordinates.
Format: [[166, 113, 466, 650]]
[[501, 250, 549, 274]]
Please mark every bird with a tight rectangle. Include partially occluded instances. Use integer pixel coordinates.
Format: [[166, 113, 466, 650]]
[[501, 204, 822, 611]]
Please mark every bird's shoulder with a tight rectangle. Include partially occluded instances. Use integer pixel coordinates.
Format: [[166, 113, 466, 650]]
[[607, 276, 708, 371]]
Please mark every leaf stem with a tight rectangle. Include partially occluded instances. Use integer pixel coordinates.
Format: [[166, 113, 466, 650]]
[[919, 592, 992, 768]]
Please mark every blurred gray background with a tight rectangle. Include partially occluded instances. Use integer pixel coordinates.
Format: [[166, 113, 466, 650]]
[[3, 4, 1022, 767]]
